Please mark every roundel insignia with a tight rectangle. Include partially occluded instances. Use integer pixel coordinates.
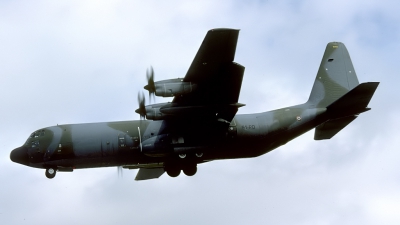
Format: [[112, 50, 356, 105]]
[[296, 116, 302, 121]]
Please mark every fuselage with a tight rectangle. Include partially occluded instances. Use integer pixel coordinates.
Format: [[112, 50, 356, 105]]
[[10, 103, 328, 171]]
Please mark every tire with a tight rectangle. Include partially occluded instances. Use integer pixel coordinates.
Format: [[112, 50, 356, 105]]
[[166, 168, 181, 177], [45, 167, 56, 179], [183, 165, 197, 176]]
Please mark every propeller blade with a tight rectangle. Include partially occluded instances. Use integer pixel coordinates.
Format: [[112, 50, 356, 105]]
[[144, 66, 155, 102], [135, 92, 146, 120], [117, 166, 123, 178]]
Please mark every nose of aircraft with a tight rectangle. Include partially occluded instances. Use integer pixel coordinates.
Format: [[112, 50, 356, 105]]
[[10, 146, 29, 165]]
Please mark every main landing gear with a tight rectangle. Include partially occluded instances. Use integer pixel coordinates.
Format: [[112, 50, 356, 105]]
[[166, 168, 181, 177], [45, 167, 57, 179], [165, 164, 197, 177], [183, 165, 197, 176], [165, 152, 201, 178]]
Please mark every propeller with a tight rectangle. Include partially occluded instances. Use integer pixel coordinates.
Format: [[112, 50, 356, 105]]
[[117, 166, 123, 178], [135, 92, 146, 120], [144, 66, 155, 102]]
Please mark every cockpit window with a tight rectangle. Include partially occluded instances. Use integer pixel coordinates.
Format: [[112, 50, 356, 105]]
[[30, 130, 45, 138], [31, 140, 39, 148]]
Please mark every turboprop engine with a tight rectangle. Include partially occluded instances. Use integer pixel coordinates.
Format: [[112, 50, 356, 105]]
[[154, 80, 197, 97], [146, 78, 197, 97], [143, 67, 197, 98], [135, 99, 171, 121]]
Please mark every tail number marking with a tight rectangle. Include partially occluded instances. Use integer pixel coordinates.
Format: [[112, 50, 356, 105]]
[[242, 125, 256, 130]]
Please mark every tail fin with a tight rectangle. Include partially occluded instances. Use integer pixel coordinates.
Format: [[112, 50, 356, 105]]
[[308, 42, 360, 107], [309, 42, 380, 140]]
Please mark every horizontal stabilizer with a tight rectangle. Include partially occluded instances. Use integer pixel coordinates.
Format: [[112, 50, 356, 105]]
[[327, 82, 379, 118], [315, 116, 357, 140], [135, 168, 165, 181]]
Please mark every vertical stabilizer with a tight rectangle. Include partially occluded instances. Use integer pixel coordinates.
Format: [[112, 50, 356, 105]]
[[308, 42, 359, 107]]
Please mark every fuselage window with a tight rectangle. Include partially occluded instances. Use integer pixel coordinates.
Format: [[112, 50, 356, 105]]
[[119, 137, 126, 147]]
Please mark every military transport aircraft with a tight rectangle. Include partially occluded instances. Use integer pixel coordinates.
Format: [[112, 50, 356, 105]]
[[10, 28, 379, 180]]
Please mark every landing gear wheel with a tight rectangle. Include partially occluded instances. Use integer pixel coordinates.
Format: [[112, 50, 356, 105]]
[[178, 154, 186, 159], [166, 168, 181, 177], [45, 167, 56, 179], [183, 165, 197, 176]]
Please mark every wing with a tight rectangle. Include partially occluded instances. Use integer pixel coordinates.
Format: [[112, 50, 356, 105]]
[[171, 28, 245, 123]]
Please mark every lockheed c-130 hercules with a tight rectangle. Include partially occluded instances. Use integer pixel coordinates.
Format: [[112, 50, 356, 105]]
[[10, 28, 379, 180]]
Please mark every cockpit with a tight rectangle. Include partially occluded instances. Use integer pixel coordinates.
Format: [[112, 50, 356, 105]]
[[26, 130, 46, 148], [29, 130, 45, 138], [11, 129, 50, 166]]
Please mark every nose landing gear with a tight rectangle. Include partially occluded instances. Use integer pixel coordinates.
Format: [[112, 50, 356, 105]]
[[45, 167, 56, 179]]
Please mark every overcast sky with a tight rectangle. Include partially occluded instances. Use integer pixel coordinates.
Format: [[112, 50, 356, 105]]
[[1, 0, 399, 224]]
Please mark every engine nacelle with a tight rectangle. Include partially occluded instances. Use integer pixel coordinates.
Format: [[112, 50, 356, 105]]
[[154, 80, 197, 97], [143, 103, 171, 120], [145, 106, 165, 120]]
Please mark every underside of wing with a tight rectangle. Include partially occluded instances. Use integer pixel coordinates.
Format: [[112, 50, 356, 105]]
[[136, 28, 246, 123], [183, 28, 240, 83], [171, 28, 245, 123]]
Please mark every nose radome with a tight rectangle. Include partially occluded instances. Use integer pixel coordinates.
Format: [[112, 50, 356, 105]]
[[10, 146, 29, 165]]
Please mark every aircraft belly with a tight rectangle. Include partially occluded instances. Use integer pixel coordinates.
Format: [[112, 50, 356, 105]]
[[34, 108, 328, 169]]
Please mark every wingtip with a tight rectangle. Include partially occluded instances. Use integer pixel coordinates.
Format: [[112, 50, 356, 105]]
[[209, 28, 240, 32], [327, 42, 345, 48]]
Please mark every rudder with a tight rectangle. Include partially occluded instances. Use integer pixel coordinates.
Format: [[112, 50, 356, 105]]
[[308, 42, 359, 107]]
